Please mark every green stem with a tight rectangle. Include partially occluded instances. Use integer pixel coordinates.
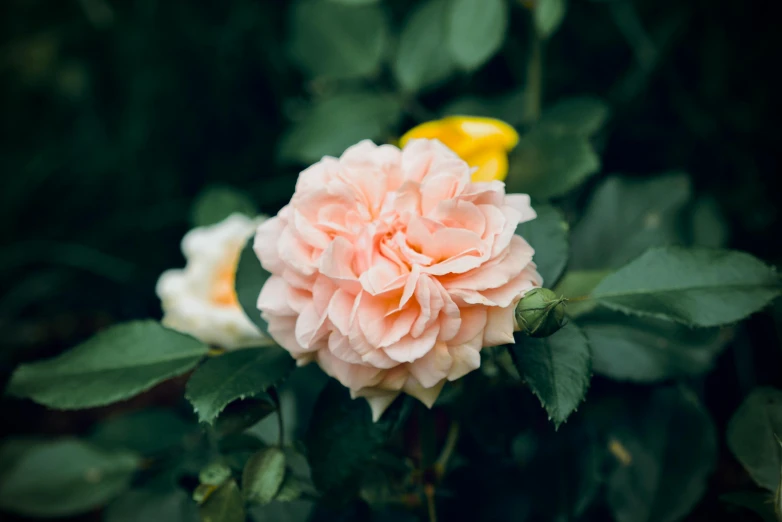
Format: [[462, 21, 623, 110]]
[[425, 485, 438, 522], [434, 422, 460, 480], [205, 425, 220, 459], [269, 388, 284, 448], [523, 18, 544, 124]]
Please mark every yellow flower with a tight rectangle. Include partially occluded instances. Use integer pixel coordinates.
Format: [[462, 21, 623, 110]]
[[399, 116, 519, 182]]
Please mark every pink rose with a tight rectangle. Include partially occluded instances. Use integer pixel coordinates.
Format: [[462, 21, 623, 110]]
[[255, 139, 542, 420]]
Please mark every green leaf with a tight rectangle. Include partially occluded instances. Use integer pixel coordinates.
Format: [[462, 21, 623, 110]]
[[591, 247, 781, 327], [185, 346, 294, 424], [720, 491, 778, 522], [691, 195, 729, 248], [555, 269, 611, 317], [288, 1, 388, 79], [0, 437, 44, 483], [191, 185, 257, 227], [275, 473, 304, 503], [505, 127, 600, 200], [242, 447, 286, 504], [89, 408, 194, 455], [200, 462, 233, 487], [235, 236, 272, 336], [515, 203, 569, 286], [215, 398, 278, 437], [0, 439, 139, 518], [570, 174, 692, 270], [447, 0, 508, 71], [516, 423, 603, 519], [305, 381, 410, 498], [106, 487, 198, 522], [327, 0, 378, 4], [220, 434, 268, 473], [199, 480, 245, 522], [539, 97, 610, 136], [508, 323, 592, 428], [727, 388, 782, 491], [394, 0, 455, 92], [441, 90, 527, 126], [777, 441, 782, 522], [7, 321, 208, 409], [280, 92, 403, 164], [607, 386, 717, 522], [585, 317, 727, 382], [534, 0, 566, 39], [248, 500, 316, 522]]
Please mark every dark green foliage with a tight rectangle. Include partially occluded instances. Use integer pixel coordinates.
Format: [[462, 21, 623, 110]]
[[509, 323, 592, 428], [304, 381, 410, 501], [1, 1, 781, 521], [185, 346, 295, 424]]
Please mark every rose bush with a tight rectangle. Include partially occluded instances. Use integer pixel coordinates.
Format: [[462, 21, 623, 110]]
[[254, 139, 541, 419], [3, 2, 781, 521]]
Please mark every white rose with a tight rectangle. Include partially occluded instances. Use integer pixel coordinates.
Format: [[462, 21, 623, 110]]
[[156, 213, 270, 349]]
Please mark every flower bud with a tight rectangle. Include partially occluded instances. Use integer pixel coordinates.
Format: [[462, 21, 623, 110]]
[[515, 288, 567, 338]]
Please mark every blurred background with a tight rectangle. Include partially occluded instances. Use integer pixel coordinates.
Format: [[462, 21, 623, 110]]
[[0, 0, 780, 520]]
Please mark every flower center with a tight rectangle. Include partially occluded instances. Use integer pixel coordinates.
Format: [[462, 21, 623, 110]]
[[210, 256, 239, 307]]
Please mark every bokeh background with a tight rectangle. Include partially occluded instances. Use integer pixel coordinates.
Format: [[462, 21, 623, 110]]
[[1, 0, 780, 520]]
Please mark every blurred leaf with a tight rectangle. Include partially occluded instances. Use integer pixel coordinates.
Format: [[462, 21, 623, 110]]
[[515, 203, 569, 286], [0, 439, 139, 518], [777, 451, 782, 522], [243, 447, 286, 504], [585, 317, 727, 382], [199, 462, 233, 487], [288, 1, 388, 79], [720, 492, 778, 522], [607, 387, 717, 522], [442, 90, 527, 125], [199, 480, 245, 522], [727, 388, 782, 492], [539, 97, 610, 136], [534, 0, 566, 39], [505, 127, 600, 199], [305, 381, 410, 499], [185, 346, 294, 424], [7, 321, 208, 409], [691, 196, 729, 248], [191, 186, 258, 228], [571, 174, 692, 270], [275, 473, 305, 502], [394, 0, 456, 92], [235, 236, 272, 336], [90, 408, 194, 455], [216, 398, 278, 437], [555, 270, 611, 317], [519, 423, 604, 519], [106, 486, 198, 522], [249, 499, 316, 522], [460, 377, 531, 452], [509, 323, 592, 428], [280, 92, 402, 164], [220, 434, 268, 472], [327, 0, 379, 4], [591, 247, 781, 327], [447, 0, 508, 71]]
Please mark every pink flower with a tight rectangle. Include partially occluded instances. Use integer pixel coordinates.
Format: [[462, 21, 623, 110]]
[[255, 139, 542, 420]]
